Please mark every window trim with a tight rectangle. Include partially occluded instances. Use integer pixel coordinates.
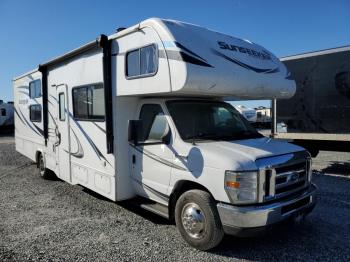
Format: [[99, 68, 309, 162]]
[[29, 79, 42, 99], [125, 44, 159, 80], [58, 92, 65, 121], [71, 82, 105, 122], [29, 104, 42, 122]]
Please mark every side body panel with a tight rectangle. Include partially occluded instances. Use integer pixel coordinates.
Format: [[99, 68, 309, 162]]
[[46, 49, 116, 200], [13, 71, 46, 163]]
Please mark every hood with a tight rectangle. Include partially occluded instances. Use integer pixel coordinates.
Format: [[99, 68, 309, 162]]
[[187, 137, 305, 171]]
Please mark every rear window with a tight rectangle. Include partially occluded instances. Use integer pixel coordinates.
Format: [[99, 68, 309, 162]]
[[29, 80, 41, 98], [29, 105, 42, 122]]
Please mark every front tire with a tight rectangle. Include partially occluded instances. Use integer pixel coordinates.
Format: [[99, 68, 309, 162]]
[[175, 189, 224, 250]]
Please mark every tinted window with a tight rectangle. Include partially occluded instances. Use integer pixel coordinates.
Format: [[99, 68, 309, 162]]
[[126, 44, 157, 78], [166, 100, 261, 141], [139, 104, 164, 141], [72, 84, 105, 120], [126, 50, 140, 77], [29, 80, 41, 98], [30, 105, 42, 122]]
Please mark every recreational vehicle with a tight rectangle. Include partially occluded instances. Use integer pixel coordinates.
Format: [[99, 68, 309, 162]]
[[233, 105, 257, 123], [0, 100, 14, 131], [13, 18, 316, 250]]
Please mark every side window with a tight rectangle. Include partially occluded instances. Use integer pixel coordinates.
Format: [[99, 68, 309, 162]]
[[29, 105, 42, 122], [139, 104, 164, 141], [59, 93, 65, 121], [126, 44, 158, 78], [126, 50, 139, 77], [72, 84, 105, 121], [29, 80, 42, 99], [1, 108, 6, 116]]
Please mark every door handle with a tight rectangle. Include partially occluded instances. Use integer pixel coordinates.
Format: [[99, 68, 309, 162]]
[[132, 154, 136, 164]]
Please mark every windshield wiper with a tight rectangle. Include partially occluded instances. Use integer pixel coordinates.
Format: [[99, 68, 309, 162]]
[[233, 130, 263, 139], [185, 133, 222, 141]]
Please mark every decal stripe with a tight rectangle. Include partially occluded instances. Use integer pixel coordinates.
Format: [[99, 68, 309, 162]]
[[93, 122, 106, 134], [165, 50, 213, 68], [14, 108, 25, 126], [32, 123, 44, 136], [174, 42, 208, 62], [68, 112, 111, 166], [212, 49, 279, 74], [69, 129, 84, 158], [133, 178, 169, 201], [131, 144, 187, 171], [16, 108, 42, 136]]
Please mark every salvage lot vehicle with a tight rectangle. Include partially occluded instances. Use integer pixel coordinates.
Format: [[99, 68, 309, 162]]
[[13, 18, 316, 250]]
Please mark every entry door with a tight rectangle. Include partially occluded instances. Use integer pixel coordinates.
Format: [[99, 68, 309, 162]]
[[131, 104, 174, 201], [56, 85, 71, 182]]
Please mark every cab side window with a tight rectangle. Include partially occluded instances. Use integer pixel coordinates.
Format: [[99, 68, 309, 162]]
[[139, 104, 164, 142]]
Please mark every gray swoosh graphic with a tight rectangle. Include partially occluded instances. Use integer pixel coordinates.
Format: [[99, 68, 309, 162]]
[[131, 144, 187, 171], [70, 129, 84, 158]]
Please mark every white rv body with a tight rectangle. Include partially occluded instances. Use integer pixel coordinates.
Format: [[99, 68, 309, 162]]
[[13, 18, 316, 250]]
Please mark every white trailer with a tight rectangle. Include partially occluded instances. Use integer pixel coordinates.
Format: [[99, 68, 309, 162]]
[[0, 100, 14, 130], [233, 105, 257, 122], [13, 18, 316, 250]]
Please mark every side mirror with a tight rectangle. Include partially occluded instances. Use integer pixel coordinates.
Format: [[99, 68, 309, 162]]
[[148, 114, 171, 144], [128, 120, 143, 145]]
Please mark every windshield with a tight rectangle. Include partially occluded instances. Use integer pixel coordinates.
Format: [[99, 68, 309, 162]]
[[166, 100, 262, 142]]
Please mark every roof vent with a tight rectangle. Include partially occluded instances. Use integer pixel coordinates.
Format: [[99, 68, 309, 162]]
[[116, 27, 126, 33]]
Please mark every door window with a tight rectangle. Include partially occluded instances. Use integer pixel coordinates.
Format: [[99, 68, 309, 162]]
[[139, 104, 165, 142]]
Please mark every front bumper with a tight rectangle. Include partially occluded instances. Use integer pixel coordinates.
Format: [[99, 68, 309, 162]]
[[217, 183, 317, 236]]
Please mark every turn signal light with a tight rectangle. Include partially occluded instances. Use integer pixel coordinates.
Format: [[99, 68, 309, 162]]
[[225, 181, 240, 188]]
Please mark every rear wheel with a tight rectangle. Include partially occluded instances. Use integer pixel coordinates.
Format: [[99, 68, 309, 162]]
[[175, 189, 224, 250], [38, 153, 52, 179]]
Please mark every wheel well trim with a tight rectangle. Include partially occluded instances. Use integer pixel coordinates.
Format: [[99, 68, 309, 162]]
[[168, 180, 214, 221]]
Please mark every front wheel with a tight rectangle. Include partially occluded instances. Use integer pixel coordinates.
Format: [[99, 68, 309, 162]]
[[175, 189, 224, 250]]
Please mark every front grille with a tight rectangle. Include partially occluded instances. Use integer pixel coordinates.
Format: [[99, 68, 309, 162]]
[[264, 160, 309, 201]]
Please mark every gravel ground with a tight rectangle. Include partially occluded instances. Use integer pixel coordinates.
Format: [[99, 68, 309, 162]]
[[0, 136, 350, 261]]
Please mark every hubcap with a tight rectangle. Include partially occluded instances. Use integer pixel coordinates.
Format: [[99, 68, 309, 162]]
[[181, 203, 206, 239], [39, 157, 45, 176]]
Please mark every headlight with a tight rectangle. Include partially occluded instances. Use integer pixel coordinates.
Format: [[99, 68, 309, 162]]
[[224, 170, 258, 204]]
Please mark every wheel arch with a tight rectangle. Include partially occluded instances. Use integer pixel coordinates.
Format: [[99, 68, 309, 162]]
[[35, 149, 44, 168], [168, 180, 214, 222]]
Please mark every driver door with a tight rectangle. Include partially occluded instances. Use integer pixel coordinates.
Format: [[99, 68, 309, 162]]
[[131, 104, 174, 203]]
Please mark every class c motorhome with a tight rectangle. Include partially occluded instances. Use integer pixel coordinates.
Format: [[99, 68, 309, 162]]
[[13, 18, 316, 250]]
